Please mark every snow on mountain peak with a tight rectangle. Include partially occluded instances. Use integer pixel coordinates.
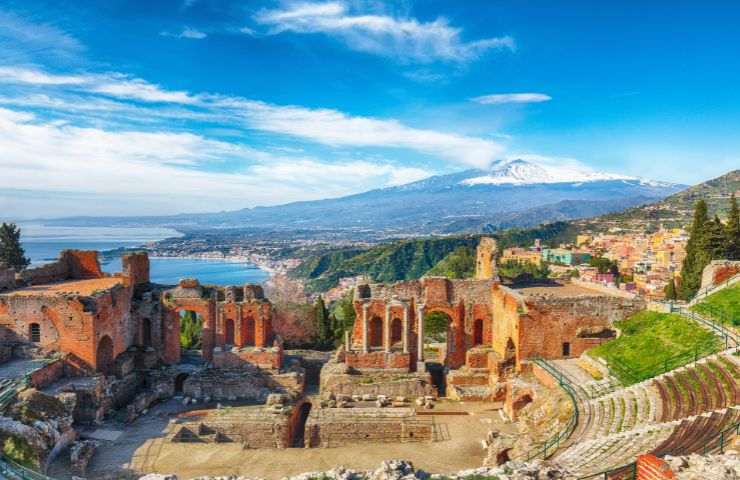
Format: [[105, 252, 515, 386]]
[[460, 158, 640, 186]]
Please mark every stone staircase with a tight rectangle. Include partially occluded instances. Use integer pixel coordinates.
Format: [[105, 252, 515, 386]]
[[552, 351, 740, 476]]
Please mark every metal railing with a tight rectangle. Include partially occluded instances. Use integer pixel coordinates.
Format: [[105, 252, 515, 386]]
[[0, 455, 55, 480], [510, 357, 580, 461]]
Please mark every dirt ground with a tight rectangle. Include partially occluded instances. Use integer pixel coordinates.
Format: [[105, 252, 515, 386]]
[[54, 398, 515, 479]]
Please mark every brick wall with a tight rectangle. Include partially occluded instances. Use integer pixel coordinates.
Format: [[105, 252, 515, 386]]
[[636, 454, 675, 480]]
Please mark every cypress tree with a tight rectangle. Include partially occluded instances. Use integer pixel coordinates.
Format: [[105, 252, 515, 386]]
[[726, 194, 740, 260], [314, 295, 332, 348], [679, 200, 711, 299], [664, 278, 677, 301], [0, 223, 30, 271], [706, 215, 727, 259]]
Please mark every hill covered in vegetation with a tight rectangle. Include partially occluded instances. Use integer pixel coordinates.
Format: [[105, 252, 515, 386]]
[[292, 222, 578, 292]]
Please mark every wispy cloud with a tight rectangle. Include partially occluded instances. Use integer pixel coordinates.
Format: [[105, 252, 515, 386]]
[[471, 93, 552, 105], [0, 107, 432, 215], [160, 27, 207, 39], [253, 1, 514, 64], [0, 66, 87, 85], [0, 65, 504, 168], [0, 9, 84, 64]]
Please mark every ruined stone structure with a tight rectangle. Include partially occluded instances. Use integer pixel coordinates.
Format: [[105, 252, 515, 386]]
[[336, 238, 644, 402], [161, 280, 276, 364], [0, 250, 281, 373], [491, 283, 644, 369], [0, 250, 149, 373]]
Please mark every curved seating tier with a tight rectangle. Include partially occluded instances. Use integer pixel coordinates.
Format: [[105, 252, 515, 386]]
[[554, 352, 740, 476]]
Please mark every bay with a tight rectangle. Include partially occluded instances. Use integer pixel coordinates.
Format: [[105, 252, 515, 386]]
[[18, 223, 269, 286]]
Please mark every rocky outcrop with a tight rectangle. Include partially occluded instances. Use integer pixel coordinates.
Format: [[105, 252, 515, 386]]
[[137, 459, 572, 480], [665, 452, 740, 479]]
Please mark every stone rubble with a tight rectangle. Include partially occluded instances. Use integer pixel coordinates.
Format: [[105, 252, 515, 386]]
[[665, 451, 740, 480], [138, 459, 573, 480]]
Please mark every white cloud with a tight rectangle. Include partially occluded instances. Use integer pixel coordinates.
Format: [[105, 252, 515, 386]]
[[253, 1, 514, 63], [0, 107, 433, 215], [91, 77, 199, 104], [0, 66, 87, 85], [239, 26, 256, 36], [0, 10, 84, 64], [160, 27, 207, 39], [472, 93, 552, 105], [220, 98, 503, 168]]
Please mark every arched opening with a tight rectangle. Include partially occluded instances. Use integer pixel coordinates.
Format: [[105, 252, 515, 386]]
[[179, 310, 203, 351], [291, 402, 312, 447], [473, 318, 484, 346], [141, 318, 152, 347], [562, 342, 571, 357], [174, 373, 189, 394], [96, 335, 114, 375], [224, 318, 235, 345], [424, 311, 452, 363], [390, 318, 403, 345], [29, 323, 41, 343], [242, 317, 255, 346], [369, 316, 383, 348]]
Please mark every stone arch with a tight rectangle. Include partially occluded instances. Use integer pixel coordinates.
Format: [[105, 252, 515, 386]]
[[174, 372, 189, 394], [141, 317, 152, 347], [96, 335, 114, 375], [224, 318, 235, 345], [29, 322, 41, 343], [390, 317, 403, 344], [242, 316, 255, 346], [473, 318, 484, 346], [369, 316, 383, 348]]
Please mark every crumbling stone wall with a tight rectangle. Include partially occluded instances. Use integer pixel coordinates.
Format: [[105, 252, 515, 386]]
[[491, 283, 644, 367], [17, 250, 103, 286], [162, 280, 276, 364], [305, 407, 433, 447]]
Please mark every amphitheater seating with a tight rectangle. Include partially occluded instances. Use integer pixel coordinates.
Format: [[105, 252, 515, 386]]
[[553, 351, 740, 476]]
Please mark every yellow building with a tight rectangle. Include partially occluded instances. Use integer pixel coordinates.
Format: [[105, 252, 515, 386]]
[[501, 247, 542, 266]]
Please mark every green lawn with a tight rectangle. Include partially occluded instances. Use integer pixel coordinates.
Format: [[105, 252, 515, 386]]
[[691, 283, 740, 327], [589, 311, 722, 385]]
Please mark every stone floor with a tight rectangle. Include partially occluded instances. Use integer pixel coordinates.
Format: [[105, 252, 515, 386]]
[[0, 357, 49, 381], [50, 398, 515, 479]]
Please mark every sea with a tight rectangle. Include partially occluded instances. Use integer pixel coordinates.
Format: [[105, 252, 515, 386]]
[[17, 223, 269, 286]]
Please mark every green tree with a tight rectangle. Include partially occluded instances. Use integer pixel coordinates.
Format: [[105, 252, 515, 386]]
[[664, 278, 678, 301], [314, 295, 332, 349], [425, 246, 475, 279], [424, 311, 450, 343], [726, 194, 740, 260], [331, 289, 356, 347], [706, 215, 727, 259], [0, 223, 30, 271], [679, 200, 711, 299], [179, 311, 202, 350], [498, 259, 550, 284], [588, 256, 619, 275]]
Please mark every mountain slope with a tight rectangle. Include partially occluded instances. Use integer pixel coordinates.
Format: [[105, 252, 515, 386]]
[[577, 169, 740, 231], [45, 159, 683, 235]]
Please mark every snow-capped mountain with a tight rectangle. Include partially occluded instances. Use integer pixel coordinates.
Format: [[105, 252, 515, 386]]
[[48, 159, 685, 234], [462, 159, 635, 185]]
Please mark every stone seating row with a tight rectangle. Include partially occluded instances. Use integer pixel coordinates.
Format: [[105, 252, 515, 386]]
[[553, 352, 740, 476]]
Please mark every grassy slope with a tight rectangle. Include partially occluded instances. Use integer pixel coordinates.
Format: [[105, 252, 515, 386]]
[[589, 311, 721, 385], [691, 283, 740, 326]]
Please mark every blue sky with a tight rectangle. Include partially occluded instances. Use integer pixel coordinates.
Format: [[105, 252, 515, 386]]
[[1, 0, 739, 218]]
